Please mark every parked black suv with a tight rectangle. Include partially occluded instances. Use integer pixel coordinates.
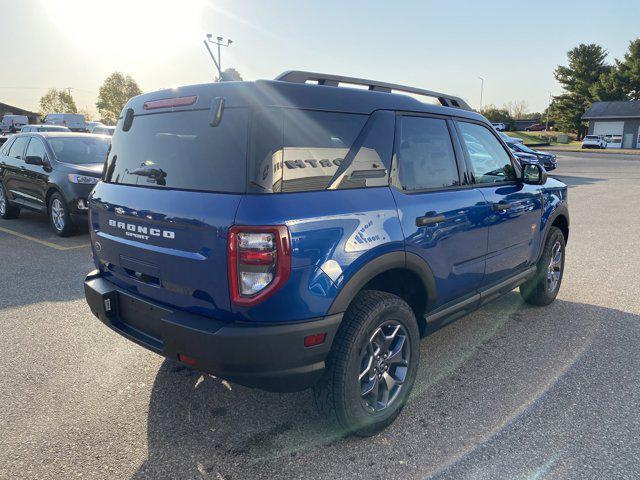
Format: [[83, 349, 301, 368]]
[[0, 133, 109, 235]]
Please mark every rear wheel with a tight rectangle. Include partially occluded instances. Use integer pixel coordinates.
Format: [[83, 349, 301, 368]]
[[313, 290, 420, 437], [0, 183, 20, 219], [48, 192, 76, 237], [520, 226, 565, 306]]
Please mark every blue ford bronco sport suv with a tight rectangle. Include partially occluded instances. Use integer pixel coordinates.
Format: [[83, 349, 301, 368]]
[[84, 71, 569, 436]]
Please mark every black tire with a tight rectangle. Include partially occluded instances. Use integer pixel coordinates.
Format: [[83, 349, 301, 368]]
[[48, 192, 76, 237], [520, 226, 565, 306], [313, 290, 420, 437], [0, 183, 20, 219]]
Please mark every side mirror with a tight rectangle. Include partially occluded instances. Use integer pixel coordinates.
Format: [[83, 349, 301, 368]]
[[25, 155, 45, 166], [521, 162, 547, 185]]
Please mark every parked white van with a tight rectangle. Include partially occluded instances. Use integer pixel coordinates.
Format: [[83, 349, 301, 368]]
[[43, 113, 87, 132], [1, 115, 29, 133]]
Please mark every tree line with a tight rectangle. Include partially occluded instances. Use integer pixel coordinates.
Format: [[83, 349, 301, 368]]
[[550, 39, 640, 134], [482, 39, 640, 135], [481, 101, 543, 130], [39, 72, 142, 124], [38, 68, 243, 125]]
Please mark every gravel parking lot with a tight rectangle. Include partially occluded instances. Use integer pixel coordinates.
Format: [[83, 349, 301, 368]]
[[1, 151, 640, 480]]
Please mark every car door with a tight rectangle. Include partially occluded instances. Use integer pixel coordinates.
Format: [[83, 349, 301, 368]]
[[456, 120, 543, 288], [2, 136, 30, 204], [21, 136, 51, 207], [390, 114, 489, 311]]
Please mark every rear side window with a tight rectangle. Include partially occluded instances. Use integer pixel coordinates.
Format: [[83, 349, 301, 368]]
[[248, 109, 370, 193], [105, 108, 249, 193], [457, 121, 517, 184], [393, 116, 460, 191], [9, 137, 28, 159]]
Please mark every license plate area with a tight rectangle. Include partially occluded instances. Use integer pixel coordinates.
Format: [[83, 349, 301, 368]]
[[114, 292, 170, 350]]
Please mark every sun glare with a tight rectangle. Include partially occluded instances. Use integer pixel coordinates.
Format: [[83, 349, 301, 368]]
[[42, 0, 207, 61]]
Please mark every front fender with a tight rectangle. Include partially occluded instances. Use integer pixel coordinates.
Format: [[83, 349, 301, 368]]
[[537, 191, 569, 262]]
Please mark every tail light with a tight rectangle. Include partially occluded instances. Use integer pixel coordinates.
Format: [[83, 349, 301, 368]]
[[228, 225, 291, 306]]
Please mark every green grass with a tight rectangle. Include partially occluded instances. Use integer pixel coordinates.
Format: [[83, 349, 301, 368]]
[[506, 130, 579, 147]]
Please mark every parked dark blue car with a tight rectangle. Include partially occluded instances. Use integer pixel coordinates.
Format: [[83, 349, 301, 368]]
[[84, 72, 569, 436], [507, 141, 557, 171]]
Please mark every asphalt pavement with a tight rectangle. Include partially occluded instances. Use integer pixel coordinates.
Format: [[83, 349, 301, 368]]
[[1, 151, 639, 480]]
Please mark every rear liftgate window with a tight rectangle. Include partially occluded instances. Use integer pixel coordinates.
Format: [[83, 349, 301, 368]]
[[105, 108, 249, 193], [248, 109, 394, 193]]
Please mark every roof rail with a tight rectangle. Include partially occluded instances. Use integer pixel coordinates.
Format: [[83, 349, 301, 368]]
[[275, 70, 472, 111]]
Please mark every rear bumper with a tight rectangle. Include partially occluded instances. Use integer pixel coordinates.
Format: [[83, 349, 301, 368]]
[[84, 271, 342, 392]]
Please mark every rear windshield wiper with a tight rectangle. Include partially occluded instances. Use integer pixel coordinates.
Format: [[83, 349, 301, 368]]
[[126, 166, 167, 185]]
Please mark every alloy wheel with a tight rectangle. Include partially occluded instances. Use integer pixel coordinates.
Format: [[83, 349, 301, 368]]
[[51, 198, 65, 231], [358, 321, 410, 413], [546, 240, 563, 292], [0, 185, 6, 216]]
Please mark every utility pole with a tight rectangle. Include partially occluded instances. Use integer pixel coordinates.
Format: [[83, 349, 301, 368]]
[[477, 77, 484, 112], [204, 34, 233, 80], [545, 92, 552, 131]]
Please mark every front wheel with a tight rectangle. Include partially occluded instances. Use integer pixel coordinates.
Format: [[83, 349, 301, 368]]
[[48, 192, 76, 237], [313, 290, 420, 437], [520, 226, 565, 306]]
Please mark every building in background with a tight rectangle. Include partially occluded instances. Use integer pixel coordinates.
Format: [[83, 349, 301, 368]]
[[582, 101, 640, 149], [0, 102, 39, 125]]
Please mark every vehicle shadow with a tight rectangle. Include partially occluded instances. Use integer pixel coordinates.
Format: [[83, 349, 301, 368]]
[[550, 174, 605, 188], [131, 296, 632, 480], [0, 210, 89, 241]]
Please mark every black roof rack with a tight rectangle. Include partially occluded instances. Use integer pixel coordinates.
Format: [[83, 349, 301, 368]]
[[275, 70, 472, 111]]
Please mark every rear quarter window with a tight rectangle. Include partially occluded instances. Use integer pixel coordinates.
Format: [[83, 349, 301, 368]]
[[0, 138, 14, 155], [248, 109, 384, 193]]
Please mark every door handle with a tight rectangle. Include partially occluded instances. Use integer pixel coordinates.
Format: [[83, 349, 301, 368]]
[[416, 214, 445, 227], [492, 202, 513, 212]]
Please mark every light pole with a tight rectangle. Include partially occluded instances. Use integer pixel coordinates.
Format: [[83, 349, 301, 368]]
[[204, 34, 233, 80], [545, 92, 552, 131], [477, 77, 484, 112]]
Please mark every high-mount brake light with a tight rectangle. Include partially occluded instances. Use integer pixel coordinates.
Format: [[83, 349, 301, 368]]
[[143, 95, 198, 110], [228, 226, 291, 306]]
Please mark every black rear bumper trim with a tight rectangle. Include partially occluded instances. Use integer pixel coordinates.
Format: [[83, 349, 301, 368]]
[[84, 271, 342, 392]]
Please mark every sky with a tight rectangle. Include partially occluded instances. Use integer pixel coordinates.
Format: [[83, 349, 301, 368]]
[[2, 0, 640, 117]]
